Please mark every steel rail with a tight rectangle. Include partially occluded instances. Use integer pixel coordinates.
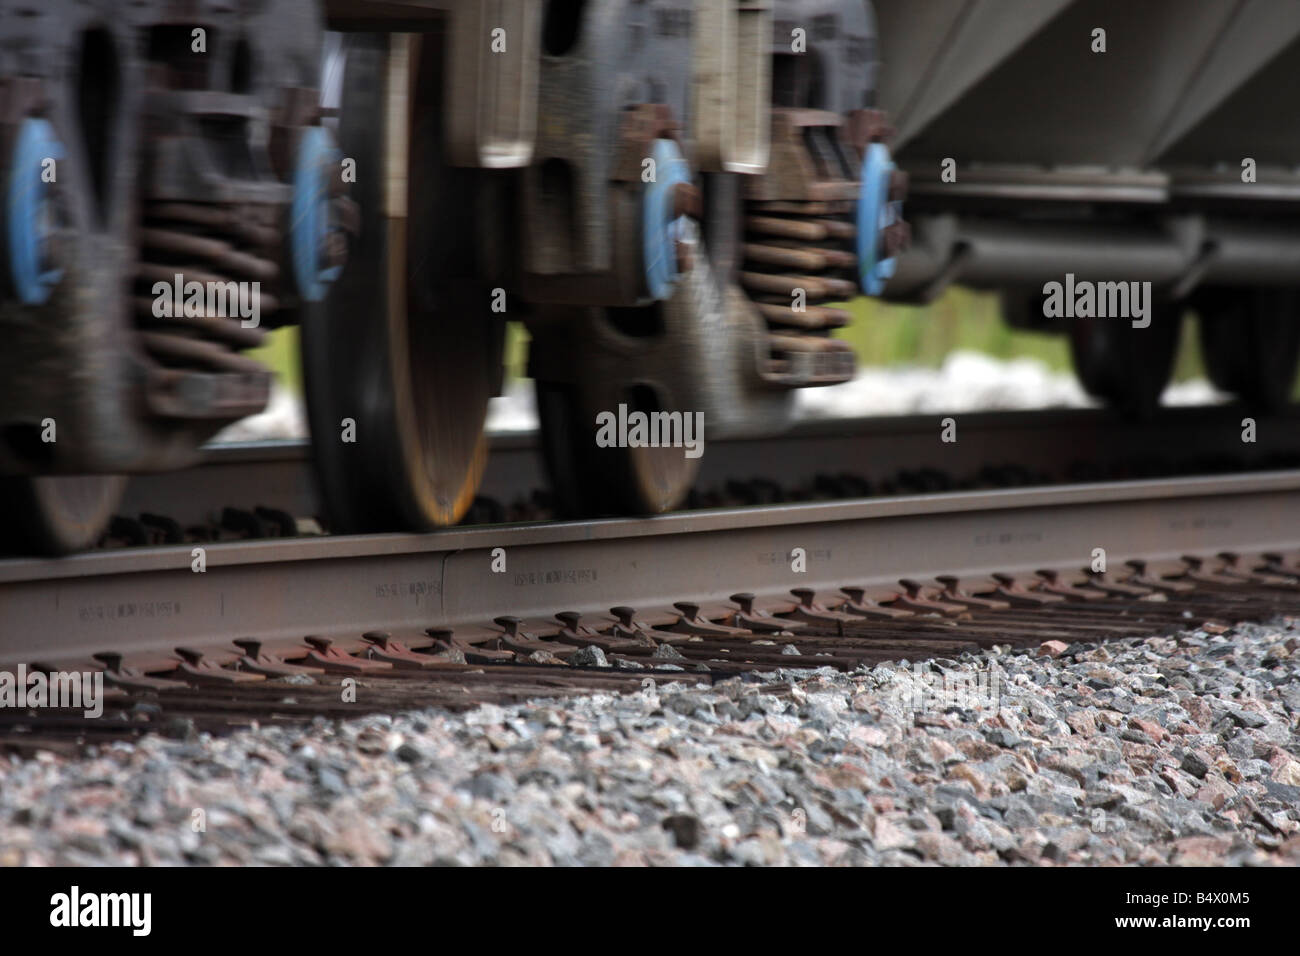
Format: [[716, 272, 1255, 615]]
[[3, 469, 1299, 668]]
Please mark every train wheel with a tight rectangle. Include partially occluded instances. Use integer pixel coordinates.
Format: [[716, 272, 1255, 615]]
[[536, 375, 701, 518], [1068, 304, 1183, 418], [0, 105, 127, 555], [0, 474, 125, 555], [1197, 288, 1300, 411], [302, 33, 501, 533]]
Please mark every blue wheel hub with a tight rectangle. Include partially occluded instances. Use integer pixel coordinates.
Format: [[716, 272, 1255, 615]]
[[5, 117, 65, 305], [290, 125, 343, 303], [855, 142, 902, 297], [642, 138, 692, 302]]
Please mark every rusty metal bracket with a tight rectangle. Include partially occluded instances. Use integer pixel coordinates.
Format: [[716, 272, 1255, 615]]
[[360, 631, 447, 669], [839, 585, 916, 619], [1216, 552, 1298, 589], [894, 579, 968, 616], [667, 601, 753, 637], [491, 616, 577, 660], [1035, 569, 1108, 602], [425, 628, 515, 664], [608, 606, 683, 646], [610, 104, 685, 183], [93, 652, 188, 691], [747, 108, 859, 203], [302, 636, 392, 673], [990, 573, 1067, 608], [1079, 570, 1154, 598], [726, 592, 804, 633], [783, 587, 861, 630], [1179, 555, 1246, 587], [173, 647, 266, 685], [934, 576, 1011, 611], [1124, 560, 1197, 594], [551, 611, 652, 653], [845, 109, 898, 159], [232, 638, 323, 677], [1261, 552, 1300, 579]]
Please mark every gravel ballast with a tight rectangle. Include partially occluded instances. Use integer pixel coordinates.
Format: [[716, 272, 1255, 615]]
[[2, 619, 1298, 866]]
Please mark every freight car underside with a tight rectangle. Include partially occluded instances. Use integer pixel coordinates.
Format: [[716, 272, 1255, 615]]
[[872, 0, 1300, 309], [887, 197, 1300, 309]]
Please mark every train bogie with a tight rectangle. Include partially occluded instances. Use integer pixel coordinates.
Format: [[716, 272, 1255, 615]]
[[304, 0, 903, 528], [0, 0, 336, 550], [524, 0, 902, 516]]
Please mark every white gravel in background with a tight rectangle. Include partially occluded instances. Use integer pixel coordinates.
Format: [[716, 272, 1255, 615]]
[[792, 351, 1225, 419], [209, 353, 1230, 443], [486, 379, 541, 434], [2, 618, 1296, 866], [211, 384, 310, 443]]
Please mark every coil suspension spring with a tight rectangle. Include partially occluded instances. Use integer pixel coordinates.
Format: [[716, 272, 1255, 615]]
[[739, 107, 908, 382], [133, 200, 281, 376], [741, 198, 860, 333]]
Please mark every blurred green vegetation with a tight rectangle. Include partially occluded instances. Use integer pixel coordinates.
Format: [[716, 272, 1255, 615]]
[[247, 325, 302, 393], [250, 286, 1260, 395], [505, 322, 531, 382], [248, 322, 534, 395], [833, 286, 1211, 383]]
